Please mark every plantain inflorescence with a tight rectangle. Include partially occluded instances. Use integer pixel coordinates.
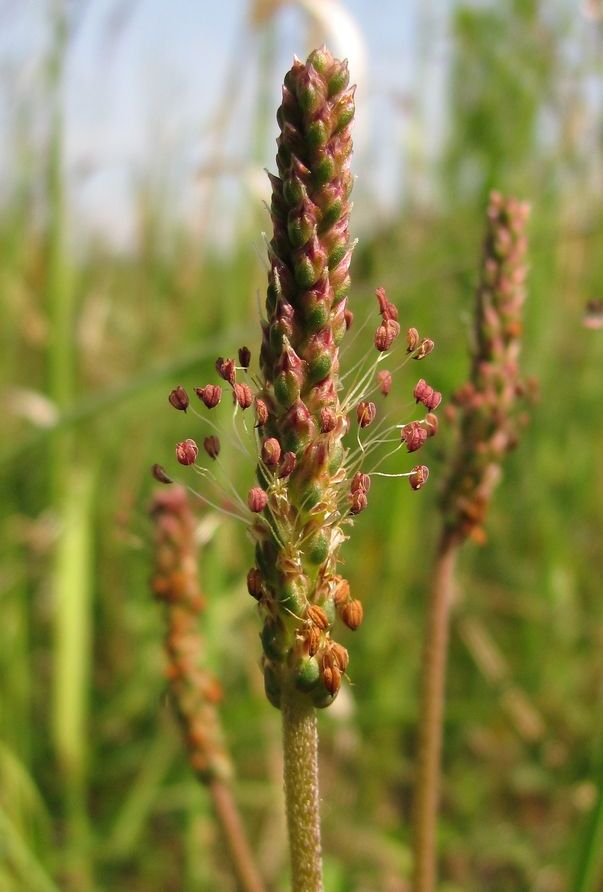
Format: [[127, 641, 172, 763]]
[[156, 48, 439, 711]]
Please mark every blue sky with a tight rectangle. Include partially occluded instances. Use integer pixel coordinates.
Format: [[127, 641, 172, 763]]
[[0, 1, 456, 249]]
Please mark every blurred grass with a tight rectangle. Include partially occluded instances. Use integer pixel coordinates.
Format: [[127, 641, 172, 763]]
[[1, 1, 603, 890]]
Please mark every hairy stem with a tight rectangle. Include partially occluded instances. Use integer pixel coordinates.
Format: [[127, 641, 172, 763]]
[[209, 778, 266, 892], [412, 532, 458, 892], [282, 682, 323, 892]]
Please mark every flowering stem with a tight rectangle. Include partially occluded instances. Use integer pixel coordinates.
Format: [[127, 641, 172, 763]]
[[412, 531, 458, 892], [281, 681, 323, 892], [209, 779, 266, 892]]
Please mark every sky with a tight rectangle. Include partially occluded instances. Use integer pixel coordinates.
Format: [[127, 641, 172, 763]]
[[0, 0, 459, 250]]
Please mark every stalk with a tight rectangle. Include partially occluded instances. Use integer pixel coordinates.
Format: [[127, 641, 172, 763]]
[[412, 532, 457, 892], [281, 682, 323, 892], [411, 192, 532, 892]]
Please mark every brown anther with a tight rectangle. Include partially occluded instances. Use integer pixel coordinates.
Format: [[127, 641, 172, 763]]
[[322, 665, 341, 695], [238, 346, 251, 369], [151, 464, 173, 484], [406, 327, 421, 352], [344, 308, 354, 329], [374, 319, 400, 352], [246, 567, 263, 600], [401, 422, 427, 453], [216, 357, 236, 385], [342, 598, 364, 630], [409, 464, 429, 490], [203, 435, 221, 460], [351, 472, 371, 494], [305, 625, 322, 656], [261, 437, 281, 469], [176, 439, 198, 466], [375, 286, 398, 321], [424, 413, 439, 437], [255, 398, 269, 427], [356, 400, 376, 428], [333, 577, 350, 607], [195, 384, 222, 408], [377, 369, 392, 396], [307, 604, 329, 630], [169, 385, 189, 411], [320, 406, 337, 433], [330, 642, 349, 672], [278, 451, 297, 478], [248, 486, 268, 512], [233, 382, 253, 410], [413, 338, 435, 360], [413, 378, 442, 411], [349, 489, 368, 515]]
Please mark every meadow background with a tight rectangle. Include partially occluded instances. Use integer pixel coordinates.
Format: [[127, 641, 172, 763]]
[[1, 1, 603, 890]]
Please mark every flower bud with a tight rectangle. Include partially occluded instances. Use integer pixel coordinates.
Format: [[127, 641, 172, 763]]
[[247, 568, 263, 600], [238, 346, 251, 369], [342, 598, 363, 630], [233, 382, 253, 410], [255, 398, 269, 427], [248, 486, 268, 513], [203, 435, 221, 459], [215, 357, 236, 385], [176, 439, 198, 466], [307, 604, 329, 630], [401, 422, 427, 453], [169, 385, 189, 411], [151, 463, 173, 484], [409, 465, 429, 490], [261, 437, 281, 469], [356, 400, 376, 428], [377, 369, 392, 396], [278, 451, 297, 478]]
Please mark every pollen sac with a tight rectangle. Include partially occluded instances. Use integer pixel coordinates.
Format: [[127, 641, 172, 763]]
[[238, 346, 251, 369], [254, 398, 269, 427], [413, 378, 442, 411], [307, 604, 329, 630], [409, 464, 430, 490], [176, 439, 198, 466], [169, 385, 189, 411], [320, 406, 337, 433], [333, 577, 350, 607], [356, 400, 376, 428], [351, 472, 371, 494], [278, 451, 297, 478], [401, 421, 427, 453], [424, 413, 439, 437], [195, 384, 222, 408], [375, 286, 398, 321], [413, 338, 435, 360], [341, 598, 364, 630], [374, 319, 400, 352], [233, 382, 253, 410], [406, 327, 420, 353], [203, 435, 221, 460], [152, 463, 173, 484], [330, 641, 349, 672], [247, 568, 263, 600], [349, 488, 368, 515], [248, 486, 268, 513], [321, 664, 341, 695], [216, 357, 236, 385], [344, 308, 354, 329], [377, 369, 392, 396], [261, 437, 282, 469]]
